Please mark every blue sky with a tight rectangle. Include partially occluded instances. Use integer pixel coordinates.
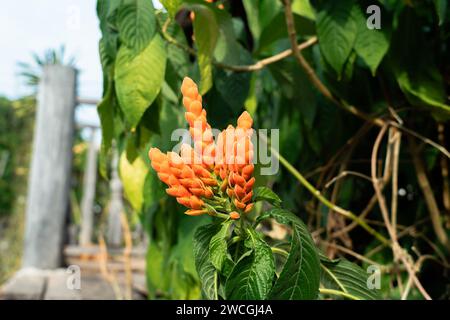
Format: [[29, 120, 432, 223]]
[[0, 0, 162, 128]]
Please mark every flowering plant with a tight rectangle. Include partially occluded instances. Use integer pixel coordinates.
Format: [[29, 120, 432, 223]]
[[147, 78, 378, 300]]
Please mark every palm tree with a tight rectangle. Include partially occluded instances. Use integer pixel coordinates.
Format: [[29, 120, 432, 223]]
[[17, 45, 76, 89]]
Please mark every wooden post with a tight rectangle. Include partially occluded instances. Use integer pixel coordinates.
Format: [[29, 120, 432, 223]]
[[23, 65, 77, 269], [80, 128, 98, 246], [107, 149, 123, 247]]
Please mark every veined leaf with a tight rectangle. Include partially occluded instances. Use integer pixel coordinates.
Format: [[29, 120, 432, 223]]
[[353, 4, 390, 75], [316, 0, 357, 75], [193, 223, 221, 300], [209, 220, 232, 271], [257, 208, 320, 299], [117, 0, 156, 55], [253, 186, 282, 207], [225, 228, 275, 300], [320, 258, 381, 300], [115, 34, 167, 129]]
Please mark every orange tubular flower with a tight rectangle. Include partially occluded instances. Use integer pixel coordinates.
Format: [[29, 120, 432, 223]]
[[149, 77, 255, 218], [181, 77, 215, 169]]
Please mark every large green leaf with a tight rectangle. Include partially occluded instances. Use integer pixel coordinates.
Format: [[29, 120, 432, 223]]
[[213, 7, 242, 65], [115, 34, 167, 129], [320, 258, 381, 300], [225, 228, 275, 300], [252, 186, 282, 207], [242, 0, 282, 49], [193, 223, 221, 300], [209, 220, 232, 271], [257, 208, 320, 299], [116, 0, 156, 55], [353, 4, 390, 75], [316, 0, 357, 75], [190, 5, 219, 94]]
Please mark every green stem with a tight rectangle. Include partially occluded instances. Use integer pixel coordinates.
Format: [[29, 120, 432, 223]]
[[319, 288, 361, 300], [229, 236, 241, 245], [271, 247, 289, 257], [260, 133, 390, 246]]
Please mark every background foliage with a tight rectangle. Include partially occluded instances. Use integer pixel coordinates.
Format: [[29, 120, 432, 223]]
[[96, 0, 450, 299]]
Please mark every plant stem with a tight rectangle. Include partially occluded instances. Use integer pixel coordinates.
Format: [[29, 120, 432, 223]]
[[271, 247, 289, 257], [260, 133, 390, 246], [319, 288, 361, 300]]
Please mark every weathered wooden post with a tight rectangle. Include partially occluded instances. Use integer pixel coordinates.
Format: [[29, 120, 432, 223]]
[[23, 65, 77, 269], [80, 128, 98, 246], [107, 148, 123, 247]]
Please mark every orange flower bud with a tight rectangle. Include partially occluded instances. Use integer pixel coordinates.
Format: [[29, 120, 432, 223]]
[[204, 188, 213, 198], [244, 203, 254, 213], [181, 166, 195, 179], [234, 185, 246, 199], [234, 199, 246, 209], [185, 209, 208, 216], [157, 173, 170, 185], [177, 197, 191, 207], [237, 111, 253, 130], [230, 211, 240, 220], [190, 196, 204, 209], [242, 191, 253, 203], [233, 174, 246, 187], [189, 100, 202, 116], [199, 177, 216, 186], [244, 177, 255, 192], [190, 188, 205, 197]]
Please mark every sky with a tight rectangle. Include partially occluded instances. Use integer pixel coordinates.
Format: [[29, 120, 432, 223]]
[[0, 0, 162, 129]]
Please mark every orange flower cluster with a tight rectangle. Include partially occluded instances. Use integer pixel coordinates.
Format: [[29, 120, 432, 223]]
[[149, 77, 255, 218], [215, 115, 255, 214]]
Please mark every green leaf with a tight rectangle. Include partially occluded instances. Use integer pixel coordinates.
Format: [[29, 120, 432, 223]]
[[395, 69, 450, 121], [292, 0, 315, 20], [434, 0, 447, 25], [215, 68, 251, 115], [143, 170, 165, 210], [190, 5, 219, 94], [160, 0, 182, 17], [320, 258, 381, 300], [193, 223, 220, 300], [97, 71, 116, 179], [116, 0, 156, 55], [252, 186, 282, 207], [225, 228, 275, 300], [316, 0, 357, 75], [242, 0, 282, 48], [115, 34, 167, 129], [353, 5, 390, 75], [119, 151, 148, 212], [257, 208, 320, 299], [209, 220, 232, 271]]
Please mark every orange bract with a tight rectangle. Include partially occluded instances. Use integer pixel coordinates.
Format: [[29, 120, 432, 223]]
[[148, 77, 255, 217]]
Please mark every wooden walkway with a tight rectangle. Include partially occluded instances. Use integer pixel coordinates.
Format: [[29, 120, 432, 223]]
[[0, 245, 147, 300]]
